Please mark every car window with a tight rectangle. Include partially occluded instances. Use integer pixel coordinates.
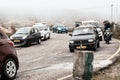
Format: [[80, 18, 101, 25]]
[[30, 29, 35, 34], [0, 33, 3, 39], [34, 28, 38, 33], [38, 26, 44, 31], [73, 28, 94, 36]]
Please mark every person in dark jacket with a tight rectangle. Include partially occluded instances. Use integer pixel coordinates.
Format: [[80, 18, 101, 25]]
[[103, 20, 112, 40], [103, 20, 111, 31]]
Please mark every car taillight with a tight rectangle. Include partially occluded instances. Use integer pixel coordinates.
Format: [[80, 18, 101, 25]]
[[8, 41, 14, 47]]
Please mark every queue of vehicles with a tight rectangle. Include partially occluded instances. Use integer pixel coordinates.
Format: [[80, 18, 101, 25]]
[[0, 20, 105, 79], [10, 23, 51, 46]]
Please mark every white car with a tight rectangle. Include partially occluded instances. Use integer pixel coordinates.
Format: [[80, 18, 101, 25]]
[[96, 27, 103, 41], [32, 24, 50, 40]]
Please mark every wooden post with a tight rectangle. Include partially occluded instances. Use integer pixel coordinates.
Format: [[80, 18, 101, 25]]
[[73, 50, 94, 80]]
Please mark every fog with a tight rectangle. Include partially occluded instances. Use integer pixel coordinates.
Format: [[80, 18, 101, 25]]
[[0, 0, 120, 23]]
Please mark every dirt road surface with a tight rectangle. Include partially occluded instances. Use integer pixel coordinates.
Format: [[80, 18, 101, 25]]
[[13, 32, 119, 80]]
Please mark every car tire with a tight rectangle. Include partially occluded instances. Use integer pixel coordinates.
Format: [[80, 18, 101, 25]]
[[70, 48, 74, 52], [48, 33, 50, 39], [93, 44, 97, 51], [57, 30, 59, 33], [97, 42, 100, 48], [99, 37, 102, 41], [38, 38, 41, 44], [26, 41, 30, 46], [52, 30, 55, 33], [2, 58, 17, 80], [43, 35, 47, 40]]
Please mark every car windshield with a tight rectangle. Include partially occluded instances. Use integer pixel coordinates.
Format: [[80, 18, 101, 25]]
[[73, 28, 94, 36], [37, 26, 45, 31], [15, 28, 31, 34], [82, 22, 98, 26], [58, 26, 66, 28]]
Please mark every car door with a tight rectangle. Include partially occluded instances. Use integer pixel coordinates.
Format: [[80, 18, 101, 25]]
[[32, 28, 40, 42], [29, 28, 36, 42], [0, 32, 8, 62], [44, 26, 50, 38]]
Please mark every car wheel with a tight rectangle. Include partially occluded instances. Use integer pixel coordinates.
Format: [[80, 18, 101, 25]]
[[70, 48, 74, 52], [26, 41, 30, 46], [57, 30, 59, 33], [99, 36, 102, 41], [100, 37, 102, 41], [2, 58, 17, 80], [93, 44, 97, 51], [97, 42, 100, 48], [38, 38, 41, 44], [44, 35, 47, 40], [48, 33, 50, 39]]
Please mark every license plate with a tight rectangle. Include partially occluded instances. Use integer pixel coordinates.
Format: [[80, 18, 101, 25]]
[[14, 40, 20, 42], [76, 46, 86, 49]]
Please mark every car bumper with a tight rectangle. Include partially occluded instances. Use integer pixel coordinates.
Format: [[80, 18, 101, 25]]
[[11, 39, 28, 46], [69, 43, 95, 50]]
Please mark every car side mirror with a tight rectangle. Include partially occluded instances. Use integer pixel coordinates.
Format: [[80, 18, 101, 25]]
[[45, 29, 47, 31], [30, 31, 34, 35], [69, 34, 72, 36]]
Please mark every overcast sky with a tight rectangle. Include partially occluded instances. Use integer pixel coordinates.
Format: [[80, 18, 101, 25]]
[[0, 0, 119, 22]]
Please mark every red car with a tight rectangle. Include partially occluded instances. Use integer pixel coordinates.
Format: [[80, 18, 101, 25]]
[[0, 29, 19, 80]]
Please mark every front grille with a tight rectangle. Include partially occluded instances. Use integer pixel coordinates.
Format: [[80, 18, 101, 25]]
[[13, 37, 22, 39], [74, 40, 88, 44]]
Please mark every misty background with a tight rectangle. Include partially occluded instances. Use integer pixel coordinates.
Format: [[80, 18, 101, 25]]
[[0, 0, 120, 26]]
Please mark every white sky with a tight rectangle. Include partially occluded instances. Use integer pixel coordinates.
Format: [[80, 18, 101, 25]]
[[0, 0, 119, 22]]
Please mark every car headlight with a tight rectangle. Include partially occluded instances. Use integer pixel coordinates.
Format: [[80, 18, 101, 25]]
[[10, 36, 13, 39], [22, 36, 27, 39], [69, 41, 74, 43], [88, 39, 94, 42]]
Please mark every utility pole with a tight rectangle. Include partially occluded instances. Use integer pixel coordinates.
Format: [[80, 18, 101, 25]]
[[111, 4, 113, 22]]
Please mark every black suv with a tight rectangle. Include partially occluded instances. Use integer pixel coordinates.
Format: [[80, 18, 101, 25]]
[[10, 27, 42, 46], [69, 25, 100, 52]]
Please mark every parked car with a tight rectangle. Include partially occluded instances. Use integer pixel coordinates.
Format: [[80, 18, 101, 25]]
[[32, 24, 50, 40], [52, 24, 68, 33], [69, 25, 100, 52], [96, 27, 103, 41], [10, 27, 42, 46], [0, 29, 19, 79]]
